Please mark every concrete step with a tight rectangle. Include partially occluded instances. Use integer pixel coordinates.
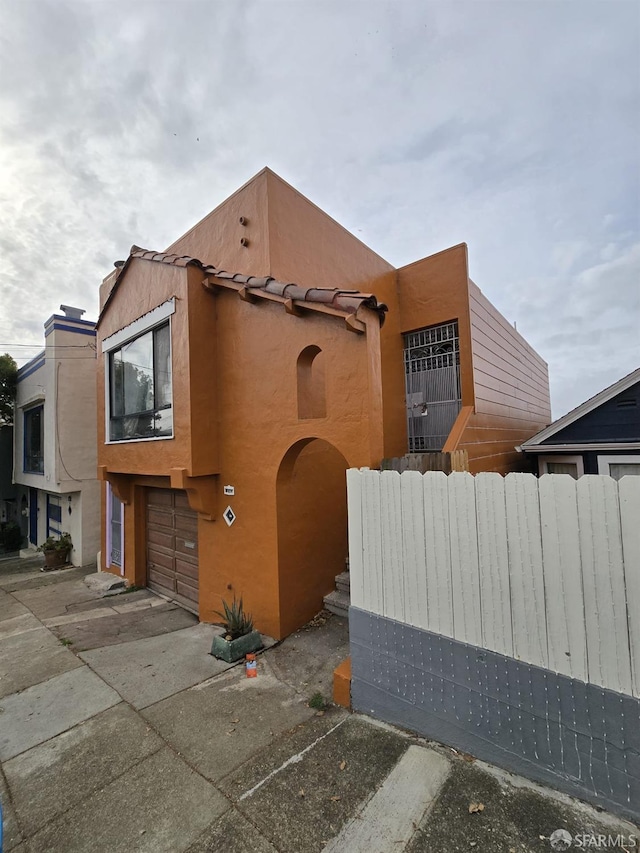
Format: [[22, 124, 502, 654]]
[[323, 589, 350, 618], [335, 571, 350, 595]]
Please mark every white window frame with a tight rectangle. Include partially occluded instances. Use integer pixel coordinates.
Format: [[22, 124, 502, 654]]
[[597, 454, 640, 476], [103, 299, 175, 444], [538, 454, 584, 477]]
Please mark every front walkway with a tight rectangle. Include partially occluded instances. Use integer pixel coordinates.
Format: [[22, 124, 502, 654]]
[[0, 557, 636, 852]]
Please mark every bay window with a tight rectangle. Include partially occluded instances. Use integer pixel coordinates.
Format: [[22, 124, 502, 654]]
[[108, 321, 172, 441]]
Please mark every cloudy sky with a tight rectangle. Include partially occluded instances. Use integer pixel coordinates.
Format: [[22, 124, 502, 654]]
[[0, 0, 638, 418]]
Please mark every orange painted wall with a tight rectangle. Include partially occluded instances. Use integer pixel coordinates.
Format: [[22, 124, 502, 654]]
[[166, 171, 271, 275], [167, 169, 406, 459], [98, 261, 384, 639], [97, 168, 552, 639], [455, 282, 551, 473], [277, 439, 349, 638], [395, 244, 551, 472], [396, 244, 475, 408], [97, 261, 218, 478]]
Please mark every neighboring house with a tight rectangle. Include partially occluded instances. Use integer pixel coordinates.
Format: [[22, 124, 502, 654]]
[[14, 306, 101, 566], [96, 168, 551, 639], [519, 367, 640, 478], [0, 424, 17, 525]]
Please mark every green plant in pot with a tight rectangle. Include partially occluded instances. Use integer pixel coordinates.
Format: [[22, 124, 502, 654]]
[[38, 532, 73, 570], [210, 596, 262, 662]]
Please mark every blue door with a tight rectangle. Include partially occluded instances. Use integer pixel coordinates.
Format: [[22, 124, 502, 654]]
[[29, 488, 38, 545]]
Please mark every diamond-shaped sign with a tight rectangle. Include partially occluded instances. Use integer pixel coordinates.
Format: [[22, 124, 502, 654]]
[[223, 506, 236, 527]]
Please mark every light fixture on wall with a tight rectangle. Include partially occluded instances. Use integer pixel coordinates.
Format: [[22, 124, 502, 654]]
[[68, 495, 72, 515]]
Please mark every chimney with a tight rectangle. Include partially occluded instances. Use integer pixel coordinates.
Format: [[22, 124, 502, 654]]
[[59, 305, 86, 320]]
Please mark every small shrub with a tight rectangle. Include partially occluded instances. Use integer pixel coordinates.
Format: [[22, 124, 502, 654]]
[[308, 692, 326, 710], [214, 596, 254, 640], [38, 532, 72, 554]]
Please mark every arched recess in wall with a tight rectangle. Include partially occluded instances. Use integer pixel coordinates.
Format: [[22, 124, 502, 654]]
[[297, 345, 326, 419], [276, 437, 349, 638]]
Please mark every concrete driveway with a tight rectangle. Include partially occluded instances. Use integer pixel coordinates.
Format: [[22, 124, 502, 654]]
[[0, 556, 636, 853]]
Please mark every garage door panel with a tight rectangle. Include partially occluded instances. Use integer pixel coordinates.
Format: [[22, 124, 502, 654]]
[[149, 565, 176, 590], [176, 578, 198, 603], [147, 528, 175, 550], [175, 513, 198, 534], [175, 536, 198, 558], [148, 507, 174, 527], [148, 547, 174, 570], [175, 556, 198, 580], [146, 488, 199, 615]]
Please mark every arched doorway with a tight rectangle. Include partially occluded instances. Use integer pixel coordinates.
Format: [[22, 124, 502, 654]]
[[276, 438, 349, 637]]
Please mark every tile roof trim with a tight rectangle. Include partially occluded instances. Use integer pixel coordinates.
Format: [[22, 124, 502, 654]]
[[97, 246, 387, 329]]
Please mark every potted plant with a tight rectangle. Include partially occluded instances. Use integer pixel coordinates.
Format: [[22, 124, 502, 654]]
[[210, 595, 262, 663], [38, 532, 73, 570]]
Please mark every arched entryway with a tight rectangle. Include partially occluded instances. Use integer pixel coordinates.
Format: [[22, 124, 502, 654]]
[[276, 438, 349, 637]]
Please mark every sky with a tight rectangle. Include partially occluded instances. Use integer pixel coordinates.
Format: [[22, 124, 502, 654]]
[[0, 0, 638, 419]]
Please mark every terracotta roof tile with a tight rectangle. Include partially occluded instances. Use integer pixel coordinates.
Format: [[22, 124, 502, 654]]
[[98, 246, 387, 327]]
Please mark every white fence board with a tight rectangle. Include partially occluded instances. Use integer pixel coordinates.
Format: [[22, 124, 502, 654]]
[[346, 469, 640, 698], [380, 471, 404, 622], [400, 471, 429, 631], [539, 475, 588, 681], [505, 473, 548, 670], [360, 469, 383, 615], [578, 476, 632, 695], [475, 473, 513, 657], [448, 473, 482, 646], [619, 476, 640, 698], [422, 472, 454, 638], [346, 468, 364, 610]]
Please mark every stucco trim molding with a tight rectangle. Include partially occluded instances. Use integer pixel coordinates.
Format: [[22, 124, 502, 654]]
[[101, 298, 176, 353], [170, 468, 217, 521]]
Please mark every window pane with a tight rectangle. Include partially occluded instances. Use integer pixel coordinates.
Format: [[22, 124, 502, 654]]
[[154, 408, 173, 437], [546, 462, 578, 477], [122, 413, 155, 439], [108, 322, 173, 442], [122, 332, 154, 414], [111, 351, 124, 416], [25, 406, 44, 473], [608, 463, 640, 480], [47, 495, 62, 537], [154, 323, 172, 409]]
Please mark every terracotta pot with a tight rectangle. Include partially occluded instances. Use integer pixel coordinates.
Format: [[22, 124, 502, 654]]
[[43, 549, 70, 570]]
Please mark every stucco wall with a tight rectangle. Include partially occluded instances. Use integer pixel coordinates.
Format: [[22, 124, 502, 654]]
[[98, 258, 384, 638], [14, 317, 100, 561]]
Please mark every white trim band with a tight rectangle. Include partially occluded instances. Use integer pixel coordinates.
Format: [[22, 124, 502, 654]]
[[101, 299, 175, 353]]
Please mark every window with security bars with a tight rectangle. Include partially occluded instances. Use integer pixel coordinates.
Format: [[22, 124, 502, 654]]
[[107, 484, 123, 569], [404, 321, 462, 452]]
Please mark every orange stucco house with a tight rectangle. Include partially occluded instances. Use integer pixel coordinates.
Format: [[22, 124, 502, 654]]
[[97, 168, 550, 639]]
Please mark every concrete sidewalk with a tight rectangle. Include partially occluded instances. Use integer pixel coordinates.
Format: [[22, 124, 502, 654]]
[[0, 556, 637, 852]]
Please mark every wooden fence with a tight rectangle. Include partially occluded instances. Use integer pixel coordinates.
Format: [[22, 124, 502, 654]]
[[347, 470, 640, 698], [380, 450, 469, 474]]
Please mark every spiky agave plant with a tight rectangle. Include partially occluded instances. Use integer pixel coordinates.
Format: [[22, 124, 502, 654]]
[[214, 596, 254, 640]]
